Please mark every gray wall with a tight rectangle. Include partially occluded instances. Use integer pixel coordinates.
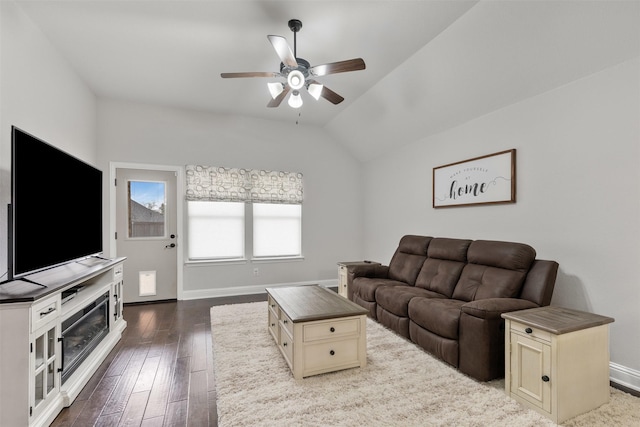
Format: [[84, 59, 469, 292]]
[[97, 99, 363, 295], [0, 1, 97, 278], [354, 59, 640, 380]]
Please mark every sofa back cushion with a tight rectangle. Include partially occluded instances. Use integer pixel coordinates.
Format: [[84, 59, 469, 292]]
[[415, 238, 471, 297], [388, 235, 432, 285], [452, 240, 536, 302]]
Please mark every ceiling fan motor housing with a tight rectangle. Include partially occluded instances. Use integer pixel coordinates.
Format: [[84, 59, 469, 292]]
[[279, 57, 310, 76]]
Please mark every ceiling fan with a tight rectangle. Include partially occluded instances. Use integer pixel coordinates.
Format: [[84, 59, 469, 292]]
[[221, 19, 366, 109]]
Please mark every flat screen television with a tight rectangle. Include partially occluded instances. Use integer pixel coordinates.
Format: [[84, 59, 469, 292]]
[[7, 126, 103, 281]]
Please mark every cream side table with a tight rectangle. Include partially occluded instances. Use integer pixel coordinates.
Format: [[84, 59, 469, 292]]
[[337, 261, 379, 298], [502, 306, 614, 424]]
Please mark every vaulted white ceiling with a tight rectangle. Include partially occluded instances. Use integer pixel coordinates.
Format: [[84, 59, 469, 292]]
[[14, 0, 640, 161]]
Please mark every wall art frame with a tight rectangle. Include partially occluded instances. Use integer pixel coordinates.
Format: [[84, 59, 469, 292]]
[[432, 149, 516, 208]]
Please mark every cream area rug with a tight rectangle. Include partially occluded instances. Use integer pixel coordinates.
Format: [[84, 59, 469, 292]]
[[210, 302, 639, 427]]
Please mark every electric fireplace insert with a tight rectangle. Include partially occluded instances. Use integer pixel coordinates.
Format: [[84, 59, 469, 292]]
[[61, 292, 109, 384]]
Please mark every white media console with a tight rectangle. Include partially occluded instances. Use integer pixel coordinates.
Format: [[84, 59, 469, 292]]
[[0, 257, 126, 427]]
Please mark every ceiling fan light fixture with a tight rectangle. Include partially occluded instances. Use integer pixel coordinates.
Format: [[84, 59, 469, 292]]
[[308, 82, 323, 101], [288, 90, 303, 108], [287, 70, 305, 90], [267, 82, 284, 99]]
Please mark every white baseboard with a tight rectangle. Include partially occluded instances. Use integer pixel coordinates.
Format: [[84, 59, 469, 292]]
[[610, 362, 640, 393], [181, 279, 338, 300]]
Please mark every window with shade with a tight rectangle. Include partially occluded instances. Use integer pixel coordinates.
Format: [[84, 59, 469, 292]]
[[185, 166, 303, 261]]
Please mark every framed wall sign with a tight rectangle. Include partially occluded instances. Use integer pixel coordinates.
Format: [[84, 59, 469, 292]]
[[433, 149, 516, 208]]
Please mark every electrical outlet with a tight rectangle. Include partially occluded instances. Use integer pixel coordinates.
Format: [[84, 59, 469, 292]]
[[253, 268, 259, 276]]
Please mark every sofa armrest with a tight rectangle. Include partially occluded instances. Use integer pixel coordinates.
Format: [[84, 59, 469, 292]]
[[347, 264, 389, 291], [348, 264, 390, 280], [461, 298, 539, 320]]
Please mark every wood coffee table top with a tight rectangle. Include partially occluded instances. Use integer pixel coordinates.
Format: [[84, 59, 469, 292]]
[[266, 285, 368, 323]]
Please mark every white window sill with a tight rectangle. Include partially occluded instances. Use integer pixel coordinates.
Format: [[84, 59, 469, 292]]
[[185, 256, 304, 267], [251, 256, 305, 264], [185, 258, 248, 267]]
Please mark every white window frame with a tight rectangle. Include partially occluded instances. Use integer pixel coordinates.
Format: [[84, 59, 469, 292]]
[[186, 201, 303, 264]]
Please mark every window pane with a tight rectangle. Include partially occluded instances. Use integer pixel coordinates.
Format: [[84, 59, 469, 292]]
[[128, 181, 166, 238], [253, 204, 301, 257], [188, 201, 244, 259]]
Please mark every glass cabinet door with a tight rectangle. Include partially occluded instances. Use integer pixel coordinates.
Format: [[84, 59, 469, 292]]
[[32, 324, 59, 412]]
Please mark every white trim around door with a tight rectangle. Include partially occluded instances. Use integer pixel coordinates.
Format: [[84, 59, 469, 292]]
[[109, 162, 184, 300]]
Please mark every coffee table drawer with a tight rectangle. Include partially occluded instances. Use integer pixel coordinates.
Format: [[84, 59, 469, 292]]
[[303, 338, 360, 373], [303, 318, 360, 342], [281, 311, 294, 337], [279, 328, 293, 369], [268, 308, 279, 341]]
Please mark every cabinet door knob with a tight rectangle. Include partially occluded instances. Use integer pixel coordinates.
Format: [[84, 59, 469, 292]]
[[330, 327, 335, 333], [329, 350, 335, 356], [541, 375, 550, 382], [525, 327, 533, 334], [283, 342, 287, 347]]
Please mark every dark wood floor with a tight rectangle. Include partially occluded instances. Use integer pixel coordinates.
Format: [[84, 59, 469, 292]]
[[51, 294, 266, 427]]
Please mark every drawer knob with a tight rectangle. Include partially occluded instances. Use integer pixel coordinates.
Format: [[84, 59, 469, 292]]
[[271, 323, 275, 327], [330, 327, 335, 333], [283, 320, 288, 324], [283, 342, 288, 347], [542, 375, 550, 382], [525, 327, 533, 334], [329, 350, 335, 356], [271, 304, 275, 308]]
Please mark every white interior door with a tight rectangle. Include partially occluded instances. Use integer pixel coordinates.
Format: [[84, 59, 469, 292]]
[[115, 168, 178, 303]]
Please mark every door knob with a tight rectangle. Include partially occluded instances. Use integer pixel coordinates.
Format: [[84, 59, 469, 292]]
[[165, 243, 176, 249]]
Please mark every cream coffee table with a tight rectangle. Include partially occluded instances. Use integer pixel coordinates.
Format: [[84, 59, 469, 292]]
[[266, 285, 368, 379]]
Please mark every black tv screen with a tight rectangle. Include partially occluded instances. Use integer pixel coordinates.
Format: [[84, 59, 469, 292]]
[[9, 126, 103, 280]]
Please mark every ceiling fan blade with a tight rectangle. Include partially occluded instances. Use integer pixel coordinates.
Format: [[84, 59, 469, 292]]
[[319, 85, 344, 105], [267, 85, 290, 108], [221, 72, 280, 78], [309, 58, 366, 77], [267, 35, 298, 68]]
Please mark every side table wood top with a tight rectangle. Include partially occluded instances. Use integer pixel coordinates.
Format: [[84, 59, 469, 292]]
[[502, 306, 614, 335]]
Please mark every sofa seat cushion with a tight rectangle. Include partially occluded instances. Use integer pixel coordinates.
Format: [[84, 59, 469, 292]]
[[351, 277, 409, 302], [408, 297, 465, 340], [376, 286, 445, 317]]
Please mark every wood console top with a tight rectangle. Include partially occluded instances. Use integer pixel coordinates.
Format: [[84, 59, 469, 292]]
[[0, 257, 126, 304], [266, 285, 367, 323]]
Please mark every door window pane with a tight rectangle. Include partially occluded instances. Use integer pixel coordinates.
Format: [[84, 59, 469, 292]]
[[128, 181, 166, 238], [253, 204, 301, 257], [188, 201, 244, 260]]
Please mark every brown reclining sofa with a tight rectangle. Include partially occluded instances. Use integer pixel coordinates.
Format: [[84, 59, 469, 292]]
[[348, 235, 559, 381]]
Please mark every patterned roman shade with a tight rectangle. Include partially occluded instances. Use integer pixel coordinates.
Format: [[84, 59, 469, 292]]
[[185, 165, 303, 204]]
